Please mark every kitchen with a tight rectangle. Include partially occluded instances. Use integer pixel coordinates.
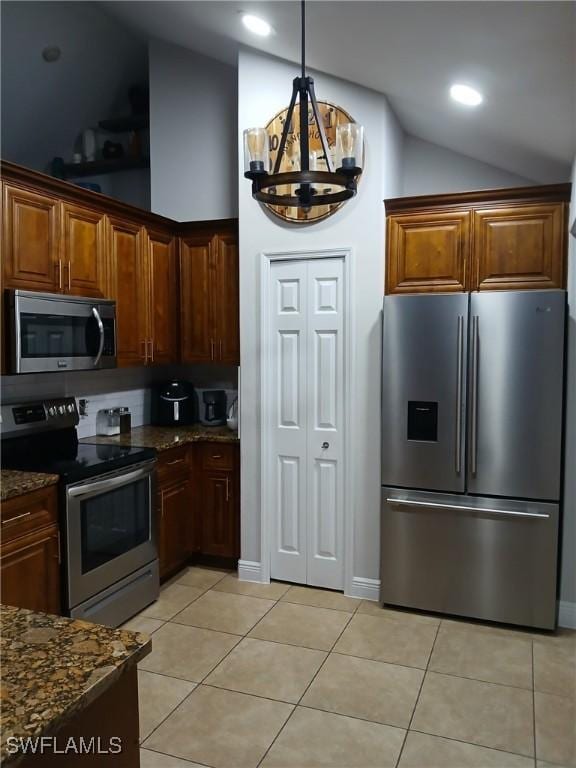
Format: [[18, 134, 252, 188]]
[[1, 1, 575, 767]]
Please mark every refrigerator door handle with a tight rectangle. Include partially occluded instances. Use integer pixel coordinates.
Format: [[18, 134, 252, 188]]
[[455, 315, 464, 475], [470, 315, 479, 476], [385, 497, 550, 520]]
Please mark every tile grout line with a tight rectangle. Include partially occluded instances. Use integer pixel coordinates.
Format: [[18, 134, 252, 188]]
[[394, 617, 442, 767], [141, 744, 216, 768], [138, 578, 277, 746], [254, 599, 359, 768], [139, 579, 278, 759]]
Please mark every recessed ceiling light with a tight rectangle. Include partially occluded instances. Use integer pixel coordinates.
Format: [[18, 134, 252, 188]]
[[450, 83, 483, 107], [242, 14, 272, 37]]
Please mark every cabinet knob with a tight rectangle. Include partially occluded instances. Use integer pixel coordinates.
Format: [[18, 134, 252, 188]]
[[321, 442, 329, 449]]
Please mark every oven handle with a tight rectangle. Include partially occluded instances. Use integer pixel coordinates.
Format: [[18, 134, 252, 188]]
[[67, 463, 154, 499], [92, 307, 105, 367]]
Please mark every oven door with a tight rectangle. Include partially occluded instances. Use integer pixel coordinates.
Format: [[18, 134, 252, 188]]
[[65, 460, 156, 610], [11, 290, 116, 373]]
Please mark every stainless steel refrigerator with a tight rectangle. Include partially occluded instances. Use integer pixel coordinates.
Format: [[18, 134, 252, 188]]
[[381, 290, 566, 629]]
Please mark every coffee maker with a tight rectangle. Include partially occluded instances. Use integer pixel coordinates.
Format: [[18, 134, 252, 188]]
[[196, 389, 227, 426], [151, 381, 196, 426]]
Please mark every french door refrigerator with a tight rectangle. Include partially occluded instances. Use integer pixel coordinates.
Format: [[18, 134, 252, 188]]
[[381, 290, 565, 629]]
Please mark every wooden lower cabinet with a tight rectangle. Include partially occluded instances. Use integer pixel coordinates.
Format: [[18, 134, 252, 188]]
[[158, 477, 193, 580], [155, 442, 239, 579], [0, 487, 61, 614], [201, 469, 238, 558]]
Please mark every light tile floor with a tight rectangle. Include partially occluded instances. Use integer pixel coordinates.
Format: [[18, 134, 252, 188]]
[[123, 567, 576, 768]]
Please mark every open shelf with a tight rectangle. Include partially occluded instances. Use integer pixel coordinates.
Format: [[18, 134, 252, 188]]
[[61, 156, 150, 179], [98, 115, 149, 133]]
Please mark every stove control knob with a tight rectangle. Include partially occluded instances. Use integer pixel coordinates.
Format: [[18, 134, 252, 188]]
[[58, 405, 66, 415], [48, 406, 56, 417], [67, 403, 75, 413]]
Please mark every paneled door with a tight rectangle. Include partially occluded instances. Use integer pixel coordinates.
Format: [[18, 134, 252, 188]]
[[269, 258, 345, 589]]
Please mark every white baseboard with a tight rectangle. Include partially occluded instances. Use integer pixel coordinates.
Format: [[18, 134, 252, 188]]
[[559, 600, 576, 629], [238, 560, 266, 583], [346, 577, 380, 602]]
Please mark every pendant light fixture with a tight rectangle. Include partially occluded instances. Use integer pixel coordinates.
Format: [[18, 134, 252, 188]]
[[243, 0, 364, 211]]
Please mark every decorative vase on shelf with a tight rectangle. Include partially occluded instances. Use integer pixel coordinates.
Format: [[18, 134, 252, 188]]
[[82, 128, 96, 162]]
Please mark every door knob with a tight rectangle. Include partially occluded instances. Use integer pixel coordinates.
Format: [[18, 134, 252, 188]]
[[322, 442, 329, 449]]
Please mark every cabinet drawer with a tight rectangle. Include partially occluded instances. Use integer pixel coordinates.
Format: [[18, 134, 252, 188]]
[[156, 446, 190, 483], [1, 486, 58, 543], [201, 443, 236, 471]]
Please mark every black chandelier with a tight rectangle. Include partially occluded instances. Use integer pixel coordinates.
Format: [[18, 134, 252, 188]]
[[243, 0, 364, 210]]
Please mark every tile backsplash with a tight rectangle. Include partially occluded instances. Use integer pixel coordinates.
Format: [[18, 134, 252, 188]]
[[1, 364, 238, 438]]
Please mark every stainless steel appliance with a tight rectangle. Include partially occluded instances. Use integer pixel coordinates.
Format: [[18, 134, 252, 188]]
[[151, 380, 196, 426], [1, 398, 159, 626], [381, 290, 566, 629], [7, 290, 116, 373], [196, 388, 227, 426]]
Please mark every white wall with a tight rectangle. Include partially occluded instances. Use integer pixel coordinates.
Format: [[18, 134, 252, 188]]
[[561, 156, 576, 621], [402, 136, 535, 197], [0, 1, 149, 206], [148, 39, 237, 221], [238, 48, 404, 590]]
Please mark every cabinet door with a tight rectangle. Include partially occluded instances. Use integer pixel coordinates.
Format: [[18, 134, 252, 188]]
[[2, 183, 61, 291], [201, 470, 238, 558], [61, 202, 108, 298], [158, 478, 191, 579], [147, 228, 178, 365], [473, 204, 566, 290], [0, 524, 60, 614], [386, 211, 471, 294], [212, 232, 240, 365], [180, 233, 214, 363], [108, 218, 148, 367]]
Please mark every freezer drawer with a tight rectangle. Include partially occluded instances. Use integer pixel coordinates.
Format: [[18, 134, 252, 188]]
[[382, 293, 468, 492], [468, 290, 565, 500], [381, 488, 559, 629]]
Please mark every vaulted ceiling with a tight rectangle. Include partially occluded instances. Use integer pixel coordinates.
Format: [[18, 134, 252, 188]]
[[102, 1, 575, 182]]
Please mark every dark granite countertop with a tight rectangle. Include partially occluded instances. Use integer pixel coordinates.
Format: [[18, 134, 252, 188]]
[[80, 424, 239, 452], [1, 470, 60, 502], [0, 605, 151, 765]]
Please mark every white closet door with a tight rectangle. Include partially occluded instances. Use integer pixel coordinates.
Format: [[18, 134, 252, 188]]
[[270, 257, 345, 589], [306, 258, 344, 589], [270, 260, 309, 583]]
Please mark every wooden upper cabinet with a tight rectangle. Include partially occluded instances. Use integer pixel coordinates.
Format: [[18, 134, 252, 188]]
[[386, 210, 471, 294], [61, 202, 108, 298], [2, 183, 61, 291], [213, 232, 240, 365], [146, 227, 178, 365], [180, 232, 214, 363], [473, 203, 566, 291], [108, 218, 148, 367], [384, 186, 570, 295], [180, 223, 240, 365]]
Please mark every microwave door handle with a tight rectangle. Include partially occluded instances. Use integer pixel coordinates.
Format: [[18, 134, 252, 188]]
[[92, 307, 105, 367]]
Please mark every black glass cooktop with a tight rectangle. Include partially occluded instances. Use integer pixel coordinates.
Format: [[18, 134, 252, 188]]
[[2, 429, 155, 484]]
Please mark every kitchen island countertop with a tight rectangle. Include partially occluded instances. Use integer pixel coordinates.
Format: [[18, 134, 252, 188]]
[[80, 423, 239, 452], [0, 605, 150, 765]]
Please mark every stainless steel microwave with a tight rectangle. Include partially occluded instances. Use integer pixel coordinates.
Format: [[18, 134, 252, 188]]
[[8, 290, 116, 374]]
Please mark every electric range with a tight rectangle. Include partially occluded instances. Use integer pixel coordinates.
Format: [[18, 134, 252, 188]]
[[1, 397, 159, 626]]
